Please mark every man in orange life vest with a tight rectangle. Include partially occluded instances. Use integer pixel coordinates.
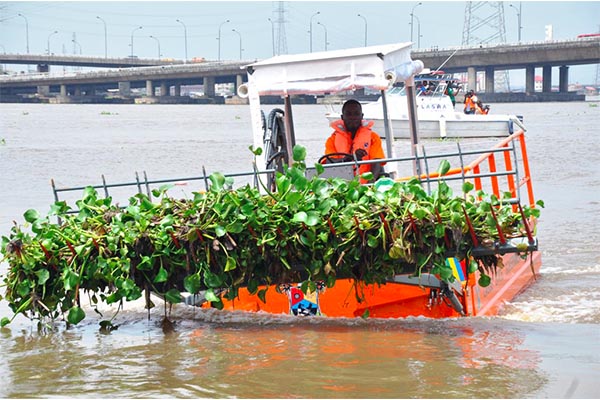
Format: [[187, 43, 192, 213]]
[[463, 90, 477, 114], [322, 99, 385, 181]]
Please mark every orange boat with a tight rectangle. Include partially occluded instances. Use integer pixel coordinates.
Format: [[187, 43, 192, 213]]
[[191, 44, 541, 318], [51, 43, 541, 319], [194, 129, 541, 318]]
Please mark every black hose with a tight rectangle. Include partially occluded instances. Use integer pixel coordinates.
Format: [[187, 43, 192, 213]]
[[264, 108, 287, 190]]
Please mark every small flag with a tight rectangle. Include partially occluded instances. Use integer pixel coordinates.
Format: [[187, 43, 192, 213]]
[[446, 257, 466, 282]]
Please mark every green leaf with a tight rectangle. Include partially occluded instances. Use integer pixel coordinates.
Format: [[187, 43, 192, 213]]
[[439, 264, 453, 281], [249, 145, 263, 156], [67, 306, 86, 325], [468, 260, 478, 273], [49, 201, 69, 216], [367, 234, 379, 248], [226, 222, 244, 234], [140, 197, 156, 211], [434, 224, 446, 238], [154, 266, 168, 283], [183, 274, 202, 294], [292, 145, 307, 162], [285, 191, 303, 207], [257, 288, 267, 303], [137, 256, 152, 271], [165, 289, 183, 304], [438, 160, 451, 176], [462, 181, 474, 193], [16, 280, 30, 297], [292, 211, 307, 224], [314, 163, 324, 175], [224, 256, 236, 272], [204, 271, 224, 288], [35, 269, 50, 285], [151, 184, 174, 198], [305, 211, 320, 227], [1, 317, 11, 327], [478, 274, 492, 287], [159, 215, 175, 227], [214, 225, 226, 237], [360, 172, 374, 181], [204, 289, 220, 302], [23, 209, 40, 223], [209, 172, 226, 192], [247, 279, 258, 295]]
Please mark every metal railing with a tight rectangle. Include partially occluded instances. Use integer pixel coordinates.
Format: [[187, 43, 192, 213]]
[[51, 130, 535, 218]]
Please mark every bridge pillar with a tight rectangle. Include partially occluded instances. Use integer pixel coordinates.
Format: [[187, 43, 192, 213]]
[[542, 65, 552, 93], [118, 81, 131, 97], [235, 74, 244, 93], [146, 80, 154, 96], [160, 82, 169, 96], [174, 84, 181, 97], [525, 66, 535, 94], [467, 67, 476, 92], [559, 66, 569, 93], [485, 66, 495, 93], [203, 76, 216, 97], [37, 85, 50, 96], [74, 87, 82, 96], [60, 85, 67, 97]]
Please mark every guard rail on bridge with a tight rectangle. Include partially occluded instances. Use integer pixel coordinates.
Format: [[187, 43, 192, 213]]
[[0, 54, 183, 68]]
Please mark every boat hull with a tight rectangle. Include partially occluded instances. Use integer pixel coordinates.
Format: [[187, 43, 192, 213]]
[[201, 250, 542, 319]]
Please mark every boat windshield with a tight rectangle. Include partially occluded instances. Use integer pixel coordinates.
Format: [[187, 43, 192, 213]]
[[387, 79, 450, 98]]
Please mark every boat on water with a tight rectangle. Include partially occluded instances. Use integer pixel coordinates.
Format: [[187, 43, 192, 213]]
[[209, 44, 541, 318], [325, 70, 526, 139], [3, 43, 541, 325]]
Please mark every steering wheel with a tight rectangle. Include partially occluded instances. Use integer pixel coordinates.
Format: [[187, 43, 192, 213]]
[[318, 152, 354, 164]]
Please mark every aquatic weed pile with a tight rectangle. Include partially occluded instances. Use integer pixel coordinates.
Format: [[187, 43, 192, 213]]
[[0, 146, 541, 328]]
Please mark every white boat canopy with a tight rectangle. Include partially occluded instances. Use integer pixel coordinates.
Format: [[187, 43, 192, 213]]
[[239, 43, 424, 173], [242, 43, 423, 96]]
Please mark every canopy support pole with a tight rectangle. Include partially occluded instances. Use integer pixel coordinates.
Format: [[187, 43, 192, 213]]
[[405, 76, 422, 177], [382, 89, 393, 158], [381, 89, 397, 178], [283, 95, 295, 166]]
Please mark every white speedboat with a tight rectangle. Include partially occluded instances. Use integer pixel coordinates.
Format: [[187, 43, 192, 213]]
[[326, 72, 526, 139]]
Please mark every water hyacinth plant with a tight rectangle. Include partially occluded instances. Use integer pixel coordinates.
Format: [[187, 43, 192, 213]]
[[0, 145, 541, 327]]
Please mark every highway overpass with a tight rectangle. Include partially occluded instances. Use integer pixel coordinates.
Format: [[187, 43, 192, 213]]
[[0, 38, 598, 103]]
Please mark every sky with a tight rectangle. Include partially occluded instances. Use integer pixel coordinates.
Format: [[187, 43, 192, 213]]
[[1, 1, 599, 84]]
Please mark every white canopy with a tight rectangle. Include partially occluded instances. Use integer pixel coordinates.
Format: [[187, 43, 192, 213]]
[[241, 43, 424, 173], [243, 43, 424, 96]]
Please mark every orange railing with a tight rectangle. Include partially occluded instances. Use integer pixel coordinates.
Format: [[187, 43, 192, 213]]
[[398, 130, 536, 209]]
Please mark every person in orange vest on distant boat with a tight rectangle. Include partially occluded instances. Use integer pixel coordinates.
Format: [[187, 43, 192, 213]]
[[322, 99, 386, 182], [475, 100, 490, 115], [463, 90, 477, 114]]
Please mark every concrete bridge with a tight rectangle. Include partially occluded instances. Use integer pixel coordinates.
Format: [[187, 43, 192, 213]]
[[0, 60, 250, 103], [413, 37, 600, 96], [0, 38, 598, 103]]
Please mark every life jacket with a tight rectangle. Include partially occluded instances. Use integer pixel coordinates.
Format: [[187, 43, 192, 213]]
[[464, 96, 475, 112], [328, 119, 375, 179]]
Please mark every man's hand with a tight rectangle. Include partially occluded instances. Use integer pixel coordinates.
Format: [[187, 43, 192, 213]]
[[354, 149, 367, 161]]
